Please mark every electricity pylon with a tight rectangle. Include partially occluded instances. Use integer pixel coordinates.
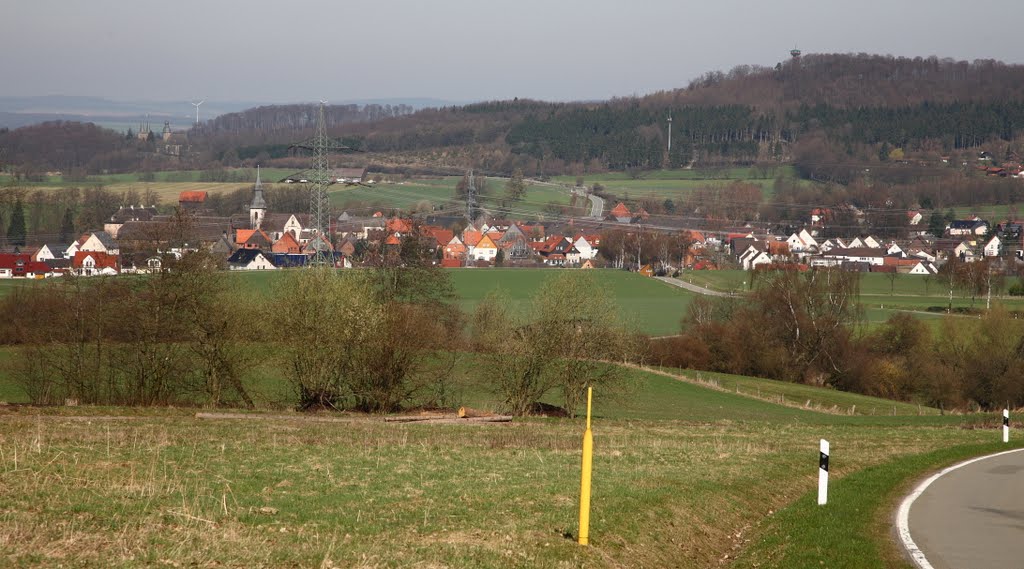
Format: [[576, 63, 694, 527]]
[[287, 101, 358, 267]]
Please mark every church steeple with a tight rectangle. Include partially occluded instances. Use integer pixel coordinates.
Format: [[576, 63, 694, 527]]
[[250, 165, 267, 230]]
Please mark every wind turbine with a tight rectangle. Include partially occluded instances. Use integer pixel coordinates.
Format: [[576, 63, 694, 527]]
[[191, 99, 205, 125]]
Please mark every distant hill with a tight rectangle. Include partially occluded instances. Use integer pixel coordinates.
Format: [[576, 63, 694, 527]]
[[669, 53, 1024, 109], [6, 54, 1024, 179], [192, 54, 1024, 176], [0, 95, 461, 131]]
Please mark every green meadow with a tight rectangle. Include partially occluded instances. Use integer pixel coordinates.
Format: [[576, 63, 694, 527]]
[[0, 359, 1011, 568], [219, 268, 694, 337], [329, 177, 579, 217], [1, 264, 1015, 567], [552, 166, 811, 203], [683, 269, 1024, 315]]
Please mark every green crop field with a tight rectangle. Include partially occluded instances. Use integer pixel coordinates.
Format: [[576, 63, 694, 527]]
[[450, 268, 692, 336], [552, 166, 811, 203], [683, 269, 1024, 313], [950, 203, 1024, 221], [0, 168, 296, 187], [222, 268, 694, 337], [0, 357, 1011, 568], [329, 177, 579, 217]]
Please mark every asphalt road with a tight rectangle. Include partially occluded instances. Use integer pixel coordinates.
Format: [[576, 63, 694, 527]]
[[655, 276, 733, 297], [571, 186, 604, 218], [906, 448, 1024, 569]]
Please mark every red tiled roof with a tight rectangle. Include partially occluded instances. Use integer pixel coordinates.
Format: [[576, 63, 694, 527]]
[[386, 218, 412, 234], [429, 229, 454, 247], [0, 254, 50, 275], [463, 230, 483, 247], [610, 203, 631, 217], [475, 234, 498, 250], [179, 191, 208, 203], [272, 232, 301, 254], [72, 251, 119, 270]]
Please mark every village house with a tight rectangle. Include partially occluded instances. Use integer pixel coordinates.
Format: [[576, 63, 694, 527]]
[[72, 251, 120, 277], [178, 191, 208, 212], [334, 167, 368, 183], [33, 243, 70, 262], [609, 202, 632, 223], [80, 231, 119, 256], [813, 247, 889, 267], [104, 205, 159, 238], [909, 261, 939, 275], [947, 219, 989, 237], [227, 249, 276, 270], [786, 229, 818, 255], [984, 235, 1002, 257], [471, 234, 499, 262], [272, 232, 302, 255], [236, 229, 273, 250], [443, 236, 467, 261], [932, 239, 973, 261], [0, 254, 51, 279]]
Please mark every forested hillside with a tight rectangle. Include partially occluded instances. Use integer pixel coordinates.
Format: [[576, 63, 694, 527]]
[[5, 53, 1024, 179], [195, 54, 1024, 176]]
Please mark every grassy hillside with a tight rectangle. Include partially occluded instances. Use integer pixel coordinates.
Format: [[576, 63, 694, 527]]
[[0, 360, 1006, 568]]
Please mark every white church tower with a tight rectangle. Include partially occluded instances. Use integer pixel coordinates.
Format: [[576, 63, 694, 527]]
[[250, 165, 267, 230]]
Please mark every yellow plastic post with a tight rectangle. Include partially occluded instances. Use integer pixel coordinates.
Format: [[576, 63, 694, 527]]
[[578, 386, 593, 546]]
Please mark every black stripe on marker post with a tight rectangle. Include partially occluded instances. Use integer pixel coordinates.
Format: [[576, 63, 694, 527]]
[[819, 451, 829, 472]]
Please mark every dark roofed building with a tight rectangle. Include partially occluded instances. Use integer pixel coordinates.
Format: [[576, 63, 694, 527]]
[[227, 248, 276, 270], [117, 216, 234, 245], [948, 219, 988, 236]]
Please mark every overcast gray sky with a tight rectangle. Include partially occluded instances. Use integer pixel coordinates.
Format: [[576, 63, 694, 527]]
[[2, 0, 1023, 104]]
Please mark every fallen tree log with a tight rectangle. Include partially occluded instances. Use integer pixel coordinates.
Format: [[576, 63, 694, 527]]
[[384, 414, 512, 424], [457, 406, 494, 418]]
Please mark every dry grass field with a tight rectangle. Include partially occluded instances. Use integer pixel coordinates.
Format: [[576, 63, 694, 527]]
[[0, 363, 1010, 568]]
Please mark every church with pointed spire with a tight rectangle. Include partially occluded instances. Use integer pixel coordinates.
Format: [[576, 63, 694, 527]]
[[250, 166, 267, 230]]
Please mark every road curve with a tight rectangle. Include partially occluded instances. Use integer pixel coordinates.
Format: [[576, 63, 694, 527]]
[[655, 276, 734, 297], [571, 186, 604, 218], [898, 448, 1024, 569]]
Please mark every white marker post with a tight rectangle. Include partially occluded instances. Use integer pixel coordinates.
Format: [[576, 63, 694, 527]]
[[818, 439, 829, 506], [1004, 409, 1010, 443]]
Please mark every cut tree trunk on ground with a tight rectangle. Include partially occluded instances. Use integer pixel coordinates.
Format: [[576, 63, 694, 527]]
[[457, 406, 494, 418], [384, 414, 512, 424]]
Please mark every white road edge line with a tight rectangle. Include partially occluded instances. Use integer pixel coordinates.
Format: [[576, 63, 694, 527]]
[[896, 447, 1024, 569]]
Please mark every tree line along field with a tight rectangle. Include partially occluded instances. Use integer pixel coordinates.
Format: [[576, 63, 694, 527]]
[[0, 362, 1012, 568]]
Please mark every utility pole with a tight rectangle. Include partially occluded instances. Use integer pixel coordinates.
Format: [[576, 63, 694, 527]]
[[465, 170, 476, 224], [465, 170, 476, 268], [986, 262, 993, 310], [667, 114, 673, 154]]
